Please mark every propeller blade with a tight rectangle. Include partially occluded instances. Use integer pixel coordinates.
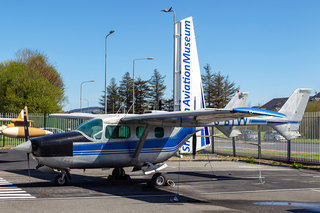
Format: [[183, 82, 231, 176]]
[[23, 107, 30, 141], [27, 153, 30, 181], [23, 107, 31, 181]]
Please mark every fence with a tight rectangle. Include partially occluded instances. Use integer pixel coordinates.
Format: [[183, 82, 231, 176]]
[[0, 113, 84, 147], [211, 112, 320, 165], [1, 112, 319, 164]]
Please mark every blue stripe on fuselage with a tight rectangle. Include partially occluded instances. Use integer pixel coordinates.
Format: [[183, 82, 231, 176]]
[[73, 127, 196, 156]]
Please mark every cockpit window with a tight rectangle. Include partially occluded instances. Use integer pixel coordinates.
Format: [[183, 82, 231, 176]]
[[105, 125, 130, 139], [74, 119, 103, 140]]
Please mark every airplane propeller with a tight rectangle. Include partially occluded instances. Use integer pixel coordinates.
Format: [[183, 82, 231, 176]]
[[22, 108, 31, 180]]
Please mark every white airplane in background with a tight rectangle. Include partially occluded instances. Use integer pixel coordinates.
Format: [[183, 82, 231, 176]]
[[213, 88, 312, 140], [14, 16, 288, 186]]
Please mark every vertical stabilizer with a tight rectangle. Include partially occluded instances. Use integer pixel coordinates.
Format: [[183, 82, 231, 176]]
[[269, 88, 312, 140], [216, 92, 249, 137], [13, 106, 29, 127], [224, 92, 249, 110]]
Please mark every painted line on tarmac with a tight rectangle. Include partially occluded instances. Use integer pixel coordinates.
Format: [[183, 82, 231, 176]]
[[0, 177, 35, 199], [26, 194, 175, 201], [199, 188, 320, 195]]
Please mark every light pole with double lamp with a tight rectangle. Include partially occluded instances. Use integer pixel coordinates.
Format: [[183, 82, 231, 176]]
[[132, 57, 154, 114], [105, 30, 115, 114], [161, 7, 178, 111], [80, 80, 95, 112]]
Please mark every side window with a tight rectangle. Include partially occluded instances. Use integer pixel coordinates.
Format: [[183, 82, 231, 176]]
[[136, 126, 144, 138], [105, 126, 131, 139], [155, 127, 164, 138]]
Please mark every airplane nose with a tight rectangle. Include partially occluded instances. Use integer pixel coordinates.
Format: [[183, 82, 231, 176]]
[[45, 130, 53, 135], [14, 140, 32, 153]]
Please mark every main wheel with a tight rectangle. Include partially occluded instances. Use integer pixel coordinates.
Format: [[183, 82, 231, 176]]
[[54, 173, 68, 186], [151, 173, 166, 186], [112, 168, 125, 178]]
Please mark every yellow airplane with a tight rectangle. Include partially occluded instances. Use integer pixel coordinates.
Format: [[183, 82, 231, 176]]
[[0, 106, 52, 138]]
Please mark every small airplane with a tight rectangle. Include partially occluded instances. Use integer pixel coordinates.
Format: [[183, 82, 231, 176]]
[[0, 106, 52, 138], [12, 16, 288, 187], [213, 88, 312, 140], [15, 106, 286, 186]]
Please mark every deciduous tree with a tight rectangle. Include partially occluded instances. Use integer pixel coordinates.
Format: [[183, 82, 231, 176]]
[[0, 61, 63, 113]]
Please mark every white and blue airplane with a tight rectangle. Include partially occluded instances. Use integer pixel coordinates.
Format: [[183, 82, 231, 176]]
[[14, 16, 288, 186], [15, 105, 286, 186]]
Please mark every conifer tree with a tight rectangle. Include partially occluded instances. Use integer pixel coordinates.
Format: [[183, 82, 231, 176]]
[[149, 69, 166, 109]]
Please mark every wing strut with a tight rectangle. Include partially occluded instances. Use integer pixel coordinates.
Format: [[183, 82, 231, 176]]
[[131, 125, 152, 165]]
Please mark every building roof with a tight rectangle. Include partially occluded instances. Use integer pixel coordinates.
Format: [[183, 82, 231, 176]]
[[69, 107, 104, 114], [260, 97, 288, 111], [260, 92, 320, 111]]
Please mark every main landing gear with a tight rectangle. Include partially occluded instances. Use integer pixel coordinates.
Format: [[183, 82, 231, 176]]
[[108, 168, 131, 181], [150, 173, 175, 187], [54, 170, 71, 186], [107, 167, 175, 187]]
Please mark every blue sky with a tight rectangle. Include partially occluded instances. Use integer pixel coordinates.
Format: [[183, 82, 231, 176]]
[[1, 0, 319, 110]]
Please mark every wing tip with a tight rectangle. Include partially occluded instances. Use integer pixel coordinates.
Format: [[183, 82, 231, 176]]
[[233, 107, 287, 118]]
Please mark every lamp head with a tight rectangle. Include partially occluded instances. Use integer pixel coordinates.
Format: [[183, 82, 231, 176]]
[[161, 7, 173, 13]]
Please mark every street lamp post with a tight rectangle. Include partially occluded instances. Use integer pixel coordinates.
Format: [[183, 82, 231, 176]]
[[132, 57, 154, 114], [105, 30, 115, 114], [161, 7, 177, 111], [80, 80, 95, 112]]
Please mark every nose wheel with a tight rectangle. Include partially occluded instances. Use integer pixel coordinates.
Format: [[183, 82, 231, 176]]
[[54, 170, 71, 186]]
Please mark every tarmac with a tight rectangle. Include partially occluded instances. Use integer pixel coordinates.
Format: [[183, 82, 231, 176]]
[[0, 150, 319, 213]]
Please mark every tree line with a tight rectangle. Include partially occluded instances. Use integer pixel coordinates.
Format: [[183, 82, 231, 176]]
[[101, 64, 239, 114], [0, 49, 239, 113]]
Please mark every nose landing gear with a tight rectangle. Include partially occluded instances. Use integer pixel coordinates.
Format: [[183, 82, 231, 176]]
[[54, 170, 71, 186]]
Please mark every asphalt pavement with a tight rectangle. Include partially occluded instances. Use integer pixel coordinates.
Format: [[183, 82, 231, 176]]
[[0, 150, 319, 212]]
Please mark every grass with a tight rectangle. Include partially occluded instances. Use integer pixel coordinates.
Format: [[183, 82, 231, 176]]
[[217, 149, 320, 160], [291, 162, 304, 169]]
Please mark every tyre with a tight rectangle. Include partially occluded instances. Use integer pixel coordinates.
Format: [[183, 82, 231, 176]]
[[152, 173, 166, 186], [112, 168, 125, 178], [54, 173, 68, 186]]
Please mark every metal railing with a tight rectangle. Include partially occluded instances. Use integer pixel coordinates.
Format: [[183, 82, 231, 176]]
[[1, 112, 319, 164], [211, 112, 320, 164], [0, 113, 84, 147]]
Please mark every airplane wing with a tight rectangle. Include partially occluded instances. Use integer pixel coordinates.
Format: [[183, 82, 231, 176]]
[[50, 107, 286, 127], [0, 118, 12, 122], [49, 113, 105, 120], [119, 107, 287, 127]]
